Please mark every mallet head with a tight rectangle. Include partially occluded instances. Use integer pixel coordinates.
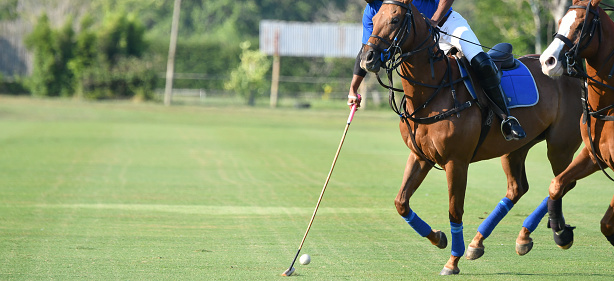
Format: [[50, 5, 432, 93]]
[[281, 267, 295, 276]]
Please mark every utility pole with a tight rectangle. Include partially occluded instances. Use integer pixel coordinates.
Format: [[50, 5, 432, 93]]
[[164, 0, 181, 106], [270, 29, 280, 108]]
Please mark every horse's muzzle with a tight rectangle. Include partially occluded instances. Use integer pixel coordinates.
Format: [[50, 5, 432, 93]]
[[539, 50, 566, 77], [360, 48, 382, 73]]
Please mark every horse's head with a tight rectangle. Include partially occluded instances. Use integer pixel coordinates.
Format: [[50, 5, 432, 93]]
[[360, 0, 417, 73], [540, 0, 602, 77]]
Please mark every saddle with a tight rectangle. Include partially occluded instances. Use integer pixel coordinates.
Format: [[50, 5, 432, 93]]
[[487, 43, 520, 70], [454, 44, 539, 109]]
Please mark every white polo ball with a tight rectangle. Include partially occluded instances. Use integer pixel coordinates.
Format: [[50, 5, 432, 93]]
[[299, 254, 311, 265]]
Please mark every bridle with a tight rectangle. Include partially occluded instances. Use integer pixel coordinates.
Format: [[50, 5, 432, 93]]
[[555, 1, 602, 77], [365, 0, 472, 169], [557, 1, 614, 181], [366, 0, 436, 72]]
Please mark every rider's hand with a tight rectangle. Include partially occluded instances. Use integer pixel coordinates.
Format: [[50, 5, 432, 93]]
[[347, 92, 362, 108]]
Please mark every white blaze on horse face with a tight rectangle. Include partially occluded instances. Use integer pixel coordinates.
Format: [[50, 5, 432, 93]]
[[540, 11, 578, 77]]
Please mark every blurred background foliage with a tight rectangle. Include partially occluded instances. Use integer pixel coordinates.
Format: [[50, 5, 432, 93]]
[[1, 0, 612, 103]]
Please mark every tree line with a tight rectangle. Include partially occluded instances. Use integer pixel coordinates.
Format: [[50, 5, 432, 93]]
[[3, 0, 612, 103]]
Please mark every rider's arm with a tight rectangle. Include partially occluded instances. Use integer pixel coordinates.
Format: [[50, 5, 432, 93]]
[[348, 46, 367, 107], [431, 0, 454, 26]]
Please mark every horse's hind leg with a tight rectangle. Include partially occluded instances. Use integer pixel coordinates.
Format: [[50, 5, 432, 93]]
[[601, 195, 614, 246], [467, 147, 530, 260], [516, 133, 582, 255], [394, 153, 444, 248]]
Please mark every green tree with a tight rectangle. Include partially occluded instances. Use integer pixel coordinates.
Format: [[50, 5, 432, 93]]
[[55, 17, 76, 97], [472, 0, 534, 56], [80, 12, 154, 99], [68, 15, 98, 98], [224, 41, 270, 106], [0, 0, 18, 21], [24, 10, 154, 99], [24, 14, 69, 97]]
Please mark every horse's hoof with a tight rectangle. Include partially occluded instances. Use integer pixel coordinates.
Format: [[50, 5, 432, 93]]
[[515, 240, 533, 256], [435, 230, 447, 249], [465, 246, 484, 260], [439, 267, 460, 275], [558, 240, 573, 249], [553, 225, 575, 249]]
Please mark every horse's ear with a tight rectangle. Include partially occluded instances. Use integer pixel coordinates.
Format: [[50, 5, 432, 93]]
[[590, 0, 601, 8]]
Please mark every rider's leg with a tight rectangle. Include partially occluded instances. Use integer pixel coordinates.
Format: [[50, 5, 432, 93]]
[[470, 52, 526, 140], [438, 11, 526, 140]]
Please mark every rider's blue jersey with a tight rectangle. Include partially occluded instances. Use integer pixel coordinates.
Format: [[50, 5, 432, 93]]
[[362, 0, 452, 44]]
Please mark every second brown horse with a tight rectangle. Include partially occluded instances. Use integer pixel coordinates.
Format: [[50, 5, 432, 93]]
[[540, 0, 614, 250]]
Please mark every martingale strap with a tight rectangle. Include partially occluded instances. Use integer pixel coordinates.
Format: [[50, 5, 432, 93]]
[[583, 88, 614, 182], [589, 104, 614, 121]]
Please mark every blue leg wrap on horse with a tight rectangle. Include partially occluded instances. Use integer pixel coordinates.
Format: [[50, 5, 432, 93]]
[[477, 197, 514, 238], [402, 210, 432, 237], [522, 196, 548, 232], [450, 222, 465, 257]]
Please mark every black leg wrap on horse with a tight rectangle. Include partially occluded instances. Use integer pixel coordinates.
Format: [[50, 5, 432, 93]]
[[606, 234, 614, 247], [547, 198, 575, 248], [547, 198, 564, 232]]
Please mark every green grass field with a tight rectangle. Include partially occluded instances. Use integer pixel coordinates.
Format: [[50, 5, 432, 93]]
[[0, 96, 613, 280]]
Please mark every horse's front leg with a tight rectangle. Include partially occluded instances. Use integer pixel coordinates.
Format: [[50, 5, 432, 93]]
[[548, 147, 599, 248], [517, 138, 580, 256], [440, 159, 469, 275], [468, 150, 529, 260], [394, 153, 447, 248]]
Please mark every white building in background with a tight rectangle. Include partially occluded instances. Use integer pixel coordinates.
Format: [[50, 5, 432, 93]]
[[259, 20, 362, 58]]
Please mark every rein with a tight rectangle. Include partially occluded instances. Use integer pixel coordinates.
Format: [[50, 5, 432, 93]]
[[371, 0, 473, 169], [560, 1, 614, 181]]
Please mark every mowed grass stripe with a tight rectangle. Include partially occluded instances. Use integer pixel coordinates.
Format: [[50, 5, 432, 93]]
[[2, 203, 391, 215]]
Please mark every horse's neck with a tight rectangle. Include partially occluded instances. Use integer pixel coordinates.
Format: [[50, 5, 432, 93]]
[[586, 61, 614, 110], [398, 47, 451, 112], [398, 24, 449, 104], [586, 9, 614, 108]]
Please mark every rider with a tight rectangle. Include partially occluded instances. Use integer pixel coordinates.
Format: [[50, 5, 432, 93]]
[[348, 0, 526, 141]]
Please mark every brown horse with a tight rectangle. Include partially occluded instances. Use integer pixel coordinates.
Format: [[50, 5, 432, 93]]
[[361, 0, 583, 275], [540, 0, 614, 249]]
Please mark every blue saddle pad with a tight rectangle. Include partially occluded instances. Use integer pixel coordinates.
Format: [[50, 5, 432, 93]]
[[457, 59, 539, 109]]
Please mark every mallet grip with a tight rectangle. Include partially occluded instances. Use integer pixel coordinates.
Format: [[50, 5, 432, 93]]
[[347, 94, 361, 124]]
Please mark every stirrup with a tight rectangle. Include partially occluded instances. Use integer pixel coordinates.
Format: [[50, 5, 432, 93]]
[[500, 116, 526, 141]]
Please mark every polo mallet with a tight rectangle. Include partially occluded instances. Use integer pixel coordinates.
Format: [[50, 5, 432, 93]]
[[281, 94, 361, 277]]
